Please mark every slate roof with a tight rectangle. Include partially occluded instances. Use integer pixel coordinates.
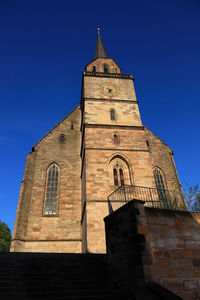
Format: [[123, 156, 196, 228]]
[[94, 29, 108, 59]]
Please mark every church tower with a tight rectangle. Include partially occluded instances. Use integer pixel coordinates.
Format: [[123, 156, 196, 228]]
[[11, 30, 182, 253], [81, 29, 157, 253]]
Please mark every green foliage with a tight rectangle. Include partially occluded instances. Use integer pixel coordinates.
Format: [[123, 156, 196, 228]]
[[0, 221, 11, 252], [185, 184, 200, 212]]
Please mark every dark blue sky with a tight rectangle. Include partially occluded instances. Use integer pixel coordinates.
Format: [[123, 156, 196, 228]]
[[1, 0, 200, 232]]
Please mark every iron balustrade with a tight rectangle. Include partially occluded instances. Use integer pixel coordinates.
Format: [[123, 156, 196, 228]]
[[107, 185, 187, 213], [83, 71, 133, 79]]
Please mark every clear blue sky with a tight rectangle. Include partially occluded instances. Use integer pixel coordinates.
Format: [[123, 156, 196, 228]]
[[1, 0, 200, 232]]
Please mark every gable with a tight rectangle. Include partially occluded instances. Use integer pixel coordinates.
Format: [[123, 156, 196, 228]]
[[144, 126, 173, 153], [33, 105, 81, 151]]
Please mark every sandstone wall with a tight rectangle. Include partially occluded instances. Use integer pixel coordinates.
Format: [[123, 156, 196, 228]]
[[104, 200, 200, 300], [142, 208, 200, 299], [84, 76, 137, 101], [11, 106, 82, 253], [85, 100, 141, 126], [144, 127, 181, 191], [85, 57, 121, 73], [11, 151, 36, 245]]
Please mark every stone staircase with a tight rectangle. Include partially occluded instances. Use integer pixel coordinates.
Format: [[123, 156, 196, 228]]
[[0, 252, 121, 300]]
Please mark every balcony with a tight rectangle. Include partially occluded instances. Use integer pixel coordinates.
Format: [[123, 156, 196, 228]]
[[107, 185, 187, 214]]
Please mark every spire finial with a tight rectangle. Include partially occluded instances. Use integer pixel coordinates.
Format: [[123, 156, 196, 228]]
[[97, 28, 100, 35]]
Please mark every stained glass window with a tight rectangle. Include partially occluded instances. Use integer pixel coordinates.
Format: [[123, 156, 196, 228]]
[[45, 164, 59, 215]]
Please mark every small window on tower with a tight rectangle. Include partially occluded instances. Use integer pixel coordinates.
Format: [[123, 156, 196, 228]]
[[59, 134, 65, 144], [113, 133, 119, 144], [71, 123, 74, 130], [93, 66, 96, 72], [104, 64, 109, 73], [110, 109, 116, 120]]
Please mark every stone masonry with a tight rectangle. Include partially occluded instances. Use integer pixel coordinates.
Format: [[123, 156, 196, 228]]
[[11, 33, 183, 253]]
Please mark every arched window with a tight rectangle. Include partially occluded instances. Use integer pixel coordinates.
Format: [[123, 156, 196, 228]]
[[59, 134, 65, 144], [93, 66, 96, 72], [153, 167, 166, 191], [114, 133, 118, 143], [110, 109, 116, 120], [119, 168, 124, 186], [113, 168, 118, 186], [110, 155, 133, 187], [45, 163, 59, 215], [153, 167, 168, 205], [104, 64, 109, 73], [113, 132, 120, 144], [71, 123, 74, 130]]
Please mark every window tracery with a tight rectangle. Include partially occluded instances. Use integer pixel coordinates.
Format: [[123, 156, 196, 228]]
[[110, 155, 133, 187], [153, 167, 166, 191], [153, 167, 168, 203], [44, 163, 59, 215]]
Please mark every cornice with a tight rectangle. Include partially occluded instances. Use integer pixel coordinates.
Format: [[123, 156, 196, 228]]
[[85, 147, 149, 152], [84, 97, 138, 104], [84, 124, 144, 130], [83, 71, 134, 80], [11, 238, 82, 242]]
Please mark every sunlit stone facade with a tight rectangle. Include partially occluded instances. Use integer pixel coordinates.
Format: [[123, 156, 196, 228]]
[[11, 33, 182, 253]]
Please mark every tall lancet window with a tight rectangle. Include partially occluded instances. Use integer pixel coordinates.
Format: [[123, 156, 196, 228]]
[[153, 167, 166, 191], [45, 163, 59, 215], [153, 167, 167, 205], [119, 168, 124, 186], [113, 168, 118, 186]]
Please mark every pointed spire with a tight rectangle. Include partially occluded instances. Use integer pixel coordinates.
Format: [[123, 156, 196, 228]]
[[94, 28, 108, 59]]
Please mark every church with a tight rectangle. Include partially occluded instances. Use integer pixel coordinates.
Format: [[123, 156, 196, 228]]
[[11, 30, 183, 254]]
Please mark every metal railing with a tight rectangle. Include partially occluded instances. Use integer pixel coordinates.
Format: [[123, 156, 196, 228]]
[[83, 71, 133, 79], [107, 185, 187, 213]]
